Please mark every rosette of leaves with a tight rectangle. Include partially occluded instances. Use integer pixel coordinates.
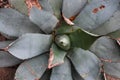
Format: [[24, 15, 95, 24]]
[[0, 0, 120, 80]]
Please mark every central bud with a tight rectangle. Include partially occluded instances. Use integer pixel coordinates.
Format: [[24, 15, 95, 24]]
[[55, 35, 71, 50]]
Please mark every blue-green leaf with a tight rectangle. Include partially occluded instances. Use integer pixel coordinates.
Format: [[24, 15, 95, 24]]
[[38, 0, 53, 13], [48, 44, 67, 69], [50, 58, 73, 80], [30, 7, 59, 34], [62, 0, 87, 19], [9, 0, 28, 15], [0, 51, 22, 67], [90, 36, 120, 62], [0, 8, 41, 39], [15, 54, 48, 80], [48, 0, 63, 19], [68, 48, 101, 80], [74, 0, 119, 33], [8, 33, 52, 59]]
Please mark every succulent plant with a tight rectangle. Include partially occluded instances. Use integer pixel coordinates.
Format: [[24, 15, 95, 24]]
[[0, 0, 120, 80]]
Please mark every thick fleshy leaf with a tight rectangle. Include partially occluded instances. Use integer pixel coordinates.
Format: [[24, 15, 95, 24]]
[[0, 8, 41, 39], [30, 7, 59, 33], [69, 29, 98, 50], [0, 41, 12, 49], [50, 58, 73, 80], [48, 44, 67, 69], [103, 62, 120, 78], [92, 7, 120, 35], [62, 0, 87, 19], [68, 48, 101, 80], [0, 51, 22, 67], [15, 54, 48, 80], [38, 0, 53, 13], [74, 0, 119, 32], [90, 36, 120, 62], [0, 41, 22, 67], [9, 0, 28, 15], [48, 0, 63, 19], [107, 29, 120, 39], [8, 33, 52, 59], [8, 0, 28, 15]]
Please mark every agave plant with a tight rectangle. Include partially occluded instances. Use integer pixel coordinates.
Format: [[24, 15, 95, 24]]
[[0, 0, 120, 80]]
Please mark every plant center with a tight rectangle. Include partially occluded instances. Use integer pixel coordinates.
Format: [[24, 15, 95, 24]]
[[55, 35, 71, 50]]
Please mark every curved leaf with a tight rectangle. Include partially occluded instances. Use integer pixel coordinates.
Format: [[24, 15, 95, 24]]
[[92, 8, 120, 36], [0, 41, 22, 67], [48, 44, 67, 69], [8, 33, 52, 59], [103, 62, 120, 79], [69, 29, 98, 50], [38, 0, 53, 13], [0, 41, 12, 49], [30, 7, 59, 33], [0, 51, 22, 67], [50, 58, 73, 80], [68, 48, 101, 80], [0, 8, 41, 39], [90, 37, 120, 62], [73, 0, 119, 32], [62, 0, 87, 19], [15, 54, 48, 80], [107, 29, 120, 39], [48, 0, 63, 19], [9, 0, 28, 15]]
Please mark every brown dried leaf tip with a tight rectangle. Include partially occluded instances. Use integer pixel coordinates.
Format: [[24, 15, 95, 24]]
[[48, 49, 64, 69]]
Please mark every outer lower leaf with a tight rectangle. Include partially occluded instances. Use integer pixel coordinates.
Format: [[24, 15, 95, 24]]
[[107, 29, 120, 39], [0, 41, 22, 67], [8, 33, 52, 59], [90, 36, 120, 62], [48, 0, 63, 19], [15, 54, 48, 80], [68, 48, 101, 80], [48, 44, 67, 69], [50, 58, 73, 80], [9, 0, 28, 15], [0, 8, 41, 39], [62, 0, 87, 19], [0, 41, 12, 49], [30, 7, 59, 33], [69, 29, 98, 50], [103, 62, 120, 78], [0, 51, 22, 67], [92, 8, 120, 36], [38, 0, 53, 13], [74, 0, 119, 32]]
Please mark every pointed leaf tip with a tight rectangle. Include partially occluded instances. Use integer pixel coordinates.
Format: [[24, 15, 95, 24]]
[[48, 44, 67, 69]]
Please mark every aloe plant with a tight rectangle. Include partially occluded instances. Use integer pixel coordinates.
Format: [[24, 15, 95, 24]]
[[0, 0, 120, 80]]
